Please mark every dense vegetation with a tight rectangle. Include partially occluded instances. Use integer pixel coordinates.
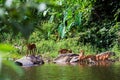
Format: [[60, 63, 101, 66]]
[[0, 0, 120, 58]]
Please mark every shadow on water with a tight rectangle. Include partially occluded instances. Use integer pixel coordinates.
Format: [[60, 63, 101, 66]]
[[2, 62, 120, 80]]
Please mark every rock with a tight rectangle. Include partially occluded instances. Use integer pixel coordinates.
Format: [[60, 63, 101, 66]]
[[15, 55, 44, 67], [53, 56, 69, 63], [70, 56, 79, 63], [15, 56, 34, 66], [53, 53, 79, 63]]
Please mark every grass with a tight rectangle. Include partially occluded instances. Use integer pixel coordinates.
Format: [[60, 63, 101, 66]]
[[1, 33, 120, 59], [110, 44, 120, 57], [25, 37, 99, 58]]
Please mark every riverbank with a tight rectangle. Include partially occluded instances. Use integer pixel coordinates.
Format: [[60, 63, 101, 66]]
[[5, 37, 120, 59], [12, 51, 120, 66]]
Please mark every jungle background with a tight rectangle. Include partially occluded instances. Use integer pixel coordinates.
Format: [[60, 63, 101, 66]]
[[0, 0, 120, 57], [0, 0, 120, 79]]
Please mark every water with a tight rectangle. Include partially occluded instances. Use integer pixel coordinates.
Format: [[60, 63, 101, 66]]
[[2, 62, 120, 80]]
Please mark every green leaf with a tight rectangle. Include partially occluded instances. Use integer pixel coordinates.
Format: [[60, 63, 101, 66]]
[[63, 10, 67, 23], [66, 22, 73, 33], [0, 44, 14, 55], [49, 15, 54, 23], [58, 23, 66, 38], [61, 25, 66, 38], [75, 12, 82, 26]]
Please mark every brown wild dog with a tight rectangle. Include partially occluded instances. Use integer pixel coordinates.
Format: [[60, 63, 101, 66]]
[[26, 43, 36, 56], [78, 50, 85, 62], [96, 51, 115, 61], [58, 49, 72, 54], [84, 55, 96, 64]]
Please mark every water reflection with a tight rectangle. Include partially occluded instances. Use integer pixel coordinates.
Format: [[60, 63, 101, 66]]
[[2, 62, 120, 80]]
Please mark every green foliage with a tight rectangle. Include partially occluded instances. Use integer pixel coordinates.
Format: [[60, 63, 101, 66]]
[[0, 44, 14, 53], [0, 0, 120, 56], [79, 20, 119, 51], [111, 44, 120, 57], [0, 43, 23, 80], [43, 0, 96, 39], [29, 34, 97, 58], [0, 0, 49, 39], [78, 0, 120, 51]]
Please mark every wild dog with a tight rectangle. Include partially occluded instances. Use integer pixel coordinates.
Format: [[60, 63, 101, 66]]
[[78, 50, 85, 62], [84, 55, 96, 64], [58, 49, 72, 54], [26, 43, 36, 56], [96, 51, 115, 61]]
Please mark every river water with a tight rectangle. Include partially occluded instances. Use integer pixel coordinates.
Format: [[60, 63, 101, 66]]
[[2, 62, 120, 80]]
